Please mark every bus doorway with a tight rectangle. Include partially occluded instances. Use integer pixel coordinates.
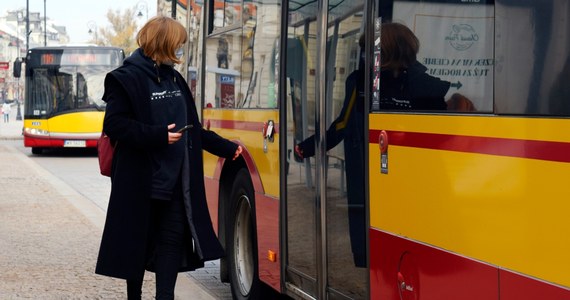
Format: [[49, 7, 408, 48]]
[[283, 1, 368, 299]]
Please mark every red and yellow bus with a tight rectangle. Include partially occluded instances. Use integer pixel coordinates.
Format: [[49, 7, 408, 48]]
[[181, 0, 570, 299], [19, 46, 124, 154]]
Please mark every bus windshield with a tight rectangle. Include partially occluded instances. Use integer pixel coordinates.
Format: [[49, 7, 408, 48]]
[[24, 47, 123, 117]]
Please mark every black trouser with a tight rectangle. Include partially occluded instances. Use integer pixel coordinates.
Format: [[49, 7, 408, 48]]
[[128, 186, 187, 300]]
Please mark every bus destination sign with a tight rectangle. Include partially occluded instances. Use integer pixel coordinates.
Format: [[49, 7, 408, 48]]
[[40, 53, 112, 66]]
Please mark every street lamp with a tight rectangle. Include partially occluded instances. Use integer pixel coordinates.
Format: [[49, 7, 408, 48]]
[[87, 21, 98, 44], [136, 1, 148, 20], [44, 0, 47, 46], [26, 0, 29, 52]]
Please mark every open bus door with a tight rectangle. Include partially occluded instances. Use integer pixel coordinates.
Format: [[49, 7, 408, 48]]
[[283, 0, 368, 299]]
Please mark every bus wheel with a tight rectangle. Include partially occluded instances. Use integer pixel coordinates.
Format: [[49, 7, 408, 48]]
[[228, 169, 260, 300], [31, 147, 43, 155]]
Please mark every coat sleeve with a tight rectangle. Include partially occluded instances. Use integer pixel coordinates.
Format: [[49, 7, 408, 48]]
[[297, 71, 360, 158], [201, 128, 239, 159], [102, 73, 168, 149]]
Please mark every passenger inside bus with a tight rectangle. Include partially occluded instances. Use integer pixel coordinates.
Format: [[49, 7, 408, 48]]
[[53, 72, 74, 113], [379, 22, 451, 111]]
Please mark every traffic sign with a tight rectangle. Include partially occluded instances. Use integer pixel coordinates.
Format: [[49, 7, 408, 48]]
[[0, 62, 8, 70]]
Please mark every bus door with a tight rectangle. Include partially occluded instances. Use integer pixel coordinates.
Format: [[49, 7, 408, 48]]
[[283, 0, 368, 299]]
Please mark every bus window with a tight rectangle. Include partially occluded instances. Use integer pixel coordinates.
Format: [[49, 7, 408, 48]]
[[495, 0, 570, 115], [204, 32, 242, 108], [27, 66, 107, 116], [210, 0, 241, 32], [28, 69, 51, 116], [239, 1, 279, 109], [285, 1, 320, 295], [187, 2, 203, 100], [76, 72, 88, 107], [377, 0, 495, 113], [205, 0, 280, 109]]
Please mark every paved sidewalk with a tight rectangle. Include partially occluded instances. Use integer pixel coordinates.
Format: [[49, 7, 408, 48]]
[[0, 105, 217, 299], [0, 103, 24, 140]]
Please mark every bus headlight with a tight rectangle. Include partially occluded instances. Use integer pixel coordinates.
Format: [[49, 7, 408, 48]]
[[24, 127, 50, 136]]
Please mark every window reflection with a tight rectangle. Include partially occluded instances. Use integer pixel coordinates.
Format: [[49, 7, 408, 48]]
[[212, 0, 240, 30], [377, 0, 570, 116], [187, 1, 204, 99], [205, 1, 280, 109], [496, 0, 570, 115], [378, 0, 495, 113], [287, 1, 367, 298], [379, 22, 450, 111], [285, 1, 319, 294]]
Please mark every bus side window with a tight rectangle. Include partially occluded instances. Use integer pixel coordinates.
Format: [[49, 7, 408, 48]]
[[495, 0, 570, 116], [205, 0, 279, 109], [209, 0, 241, 33], [378, 0, 495, 113]]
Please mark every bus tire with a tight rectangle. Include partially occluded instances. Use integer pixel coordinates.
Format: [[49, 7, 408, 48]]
[[31, 147, 43, 155], [227, 168, 260, 300]]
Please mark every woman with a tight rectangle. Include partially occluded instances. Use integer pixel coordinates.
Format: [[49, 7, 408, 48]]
[[379, 22, 450, 110], [95, 16, 242, 299], [2, 101, 10, 123]]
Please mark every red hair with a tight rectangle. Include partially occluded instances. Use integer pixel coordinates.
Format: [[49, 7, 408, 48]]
[[137, 16, 187, 65]]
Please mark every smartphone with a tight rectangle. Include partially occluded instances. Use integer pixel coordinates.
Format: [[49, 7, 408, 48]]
[[176, 124, 193, 133]]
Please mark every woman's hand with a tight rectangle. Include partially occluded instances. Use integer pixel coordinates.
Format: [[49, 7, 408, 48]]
[[167, 123, 182, 144], [294, 145, 304, 159], [233, 145, 243, 160]]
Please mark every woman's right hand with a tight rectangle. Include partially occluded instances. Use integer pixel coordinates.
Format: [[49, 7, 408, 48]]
[[167, 123, 182, 144], [294, 145, 304, 159]]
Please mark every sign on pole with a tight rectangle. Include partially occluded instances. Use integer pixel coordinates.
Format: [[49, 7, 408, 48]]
[[0, 62, 9, 70]]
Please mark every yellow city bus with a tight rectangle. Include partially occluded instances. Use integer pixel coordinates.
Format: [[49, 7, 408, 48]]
[[19, 46, 124, 154], [182, 0, 570, 299]]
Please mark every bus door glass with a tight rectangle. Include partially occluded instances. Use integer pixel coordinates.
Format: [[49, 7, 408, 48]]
[[323, 2, 367, 299], [284, 0, 366, 298], [284, 0, 319, 296]]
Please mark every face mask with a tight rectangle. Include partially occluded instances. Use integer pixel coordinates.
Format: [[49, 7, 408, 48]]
[[175, 47, 184, 60]]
